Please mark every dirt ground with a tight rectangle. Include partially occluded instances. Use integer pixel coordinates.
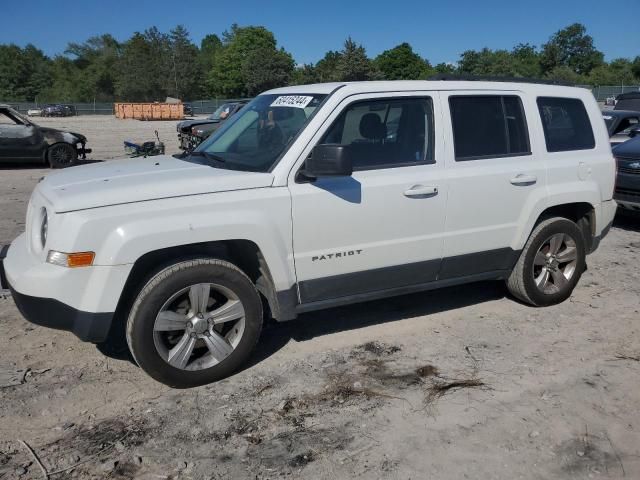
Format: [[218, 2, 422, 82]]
[[1, 125, 639, 479]]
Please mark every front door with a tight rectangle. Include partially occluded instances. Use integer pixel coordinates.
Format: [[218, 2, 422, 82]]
[[289, 93, 448, 304], [0, 109, 42, 160]]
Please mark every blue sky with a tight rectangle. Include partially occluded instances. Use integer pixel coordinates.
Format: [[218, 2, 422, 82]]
[[2, 0, 638, 65]]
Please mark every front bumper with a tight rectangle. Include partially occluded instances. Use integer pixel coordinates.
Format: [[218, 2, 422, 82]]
[[1, 243, 113, 342], [615, 168, 640, 211], [76, 143, 92, 160], [9, 285, 113, 342]]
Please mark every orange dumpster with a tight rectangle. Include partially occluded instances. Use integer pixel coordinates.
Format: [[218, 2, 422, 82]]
[[114, 103, 184, 120]]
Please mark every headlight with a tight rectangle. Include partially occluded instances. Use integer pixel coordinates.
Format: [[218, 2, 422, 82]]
[[47, 251, 95, 268], [40, 207, 48, 249]]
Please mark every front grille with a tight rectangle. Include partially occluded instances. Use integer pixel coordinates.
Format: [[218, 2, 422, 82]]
[[615, 188, 640, 198], [616, 156, 640, 175], [619, 166, 640, 175]]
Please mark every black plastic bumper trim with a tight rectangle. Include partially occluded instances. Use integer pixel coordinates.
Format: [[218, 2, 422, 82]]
[[0, 244, 9, 290], [9, 285, 113, 343]]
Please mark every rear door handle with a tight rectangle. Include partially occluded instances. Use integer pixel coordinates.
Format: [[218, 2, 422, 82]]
[[404, 185, 438, 197], [510, 174, 537, 186]]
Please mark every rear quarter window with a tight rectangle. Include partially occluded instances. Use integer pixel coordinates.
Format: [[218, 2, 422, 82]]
[[537, 97, 595, 152]]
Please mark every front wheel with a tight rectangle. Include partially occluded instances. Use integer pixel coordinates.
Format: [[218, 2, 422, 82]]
[[507, 217, 586, 306], [47, 143, 77, 168], [126, 259, 263, 388]]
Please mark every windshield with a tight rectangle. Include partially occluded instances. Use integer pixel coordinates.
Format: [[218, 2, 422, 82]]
[[195, 94, 326, 172], [6, 107, 34, 126], [603, 115, 614, 130], [208, 103, 234, 121]]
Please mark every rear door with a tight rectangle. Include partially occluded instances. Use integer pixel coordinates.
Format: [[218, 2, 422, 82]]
[[289, 92, 448, 304], [439, 91, 546, 278]]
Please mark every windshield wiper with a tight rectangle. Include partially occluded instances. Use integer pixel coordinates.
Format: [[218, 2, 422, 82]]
[[189, 150, 226, 163]]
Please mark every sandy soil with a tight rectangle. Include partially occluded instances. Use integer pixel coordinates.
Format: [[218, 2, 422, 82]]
[[0, 134, 639, 479]]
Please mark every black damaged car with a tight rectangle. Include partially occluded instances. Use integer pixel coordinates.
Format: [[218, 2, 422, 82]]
[[0, 104, 91, 168], [176, 101, 247, 152]]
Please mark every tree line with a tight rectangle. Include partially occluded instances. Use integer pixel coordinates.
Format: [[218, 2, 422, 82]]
[[1, 22, 638, 103]]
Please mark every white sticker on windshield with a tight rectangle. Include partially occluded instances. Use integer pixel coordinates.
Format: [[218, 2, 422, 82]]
[[270, 95, 314, 108]]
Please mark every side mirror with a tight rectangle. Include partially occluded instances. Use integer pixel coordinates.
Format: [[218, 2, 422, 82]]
[[305, 144, 353, 178], [628, 126, 640, 138]]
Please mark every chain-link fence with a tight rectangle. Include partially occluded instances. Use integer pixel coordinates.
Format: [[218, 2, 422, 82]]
[[3, 88, 640, 115], [591, 86, 640, 102], [2, 99, 251, 116]]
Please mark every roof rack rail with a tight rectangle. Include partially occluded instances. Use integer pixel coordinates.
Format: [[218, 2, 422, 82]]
[[428, 74, 576, 87]]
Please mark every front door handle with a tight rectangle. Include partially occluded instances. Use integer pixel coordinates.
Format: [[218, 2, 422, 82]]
[[510, 174, 537, 186], [404, 185, 438, 197]]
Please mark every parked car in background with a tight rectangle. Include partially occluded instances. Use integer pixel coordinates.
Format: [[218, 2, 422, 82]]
[[176, 101, 247, 152], [0, 104, 91, 167], [603, 110, 640, 145], [27, 108, 42, 117], [1, 80, 616, 387], [612, 136, 640, 213], [183, 103, 193, 117], [41, 104, 77, 117], [614, 92, 640, 111]]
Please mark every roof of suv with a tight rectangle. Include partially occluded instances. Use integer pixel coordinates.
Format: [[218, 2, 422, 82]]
[[264, 80, 591, 97]]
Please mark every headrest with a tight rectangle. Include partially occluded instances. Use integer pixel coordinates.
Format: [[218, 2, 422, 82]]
[[359, 113, 386, 140]]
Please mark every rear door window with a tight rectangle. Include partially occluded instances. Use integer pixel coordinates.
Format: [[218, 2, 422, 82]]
[[537, 97, 595, 152], [449, 95, 530, 161]]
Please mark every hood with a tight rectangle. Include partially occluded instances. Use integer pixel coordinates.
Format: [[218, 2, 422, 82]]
[[38, 155, 274, 213], [39, 127, 86, 142], [177, 118, 220, 132], [613, 137, 640, 160]]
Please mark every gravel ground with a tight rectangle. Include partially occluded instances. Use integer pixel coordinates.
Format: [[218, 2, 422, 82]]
[[0, 128, 639, 478], [24, 114, 188, 161]]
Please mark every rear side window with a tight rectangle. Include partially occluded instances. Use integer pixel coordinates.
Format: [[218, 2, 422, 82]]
[[449, 95, 530, 161], [537, 97, 595, 152]]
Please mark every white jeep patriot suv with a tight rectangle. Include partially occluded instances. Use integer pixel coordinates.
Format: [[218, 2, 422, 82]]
[[1, 81, 617, 387]]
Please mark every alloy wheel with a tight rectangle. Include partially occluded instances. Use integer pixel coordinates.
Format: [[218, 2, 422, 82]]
[[153, 283, 245, 371], [532, 233, 578, 294]]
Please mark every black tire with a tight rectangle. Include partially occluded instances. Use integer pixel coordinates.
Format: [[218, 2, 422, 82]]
[[47, 143, 77, 168], [507, 217, 586, 306], [126, 258, 263, 388]]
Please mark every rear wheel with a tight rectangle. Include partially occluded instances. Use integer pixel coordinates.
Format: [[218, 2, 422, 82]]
[[507, 217, 586, 306], [47, 143, 77, 168], [126, 259, 263, 388]]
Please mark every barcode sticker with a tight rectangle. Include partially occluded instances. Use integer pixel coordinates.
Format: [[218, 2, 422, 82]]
[[270, 95, 314, 108]]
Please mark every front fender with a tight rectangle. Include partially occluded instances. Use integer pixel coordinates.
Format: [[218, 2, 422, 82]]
[[51, 187, 296, 292]]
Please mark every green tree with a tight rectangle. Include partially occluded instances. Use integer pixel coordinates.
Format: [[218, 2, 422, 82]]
[[314, 51, 342, 82], [433, 62, 457, 75], [63, 34, 120, 101], [511, 43, 541, 77], [336, 37, 374, 81], [374, 43, 432, 80], [540, 23, 604, 76], [0, 44, 51, 101], [207, 25, 293, 97], [115, 32, 157, 101], [244, 47, 294, 95], [41, 56, 83, 102], [200, 34, 222, 73], [631, 56, 640, 81], [588, 58, 636, 86], [290, 64, 318, 85], [168, 25, 203, 100], [544, 65, 584, 84]]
